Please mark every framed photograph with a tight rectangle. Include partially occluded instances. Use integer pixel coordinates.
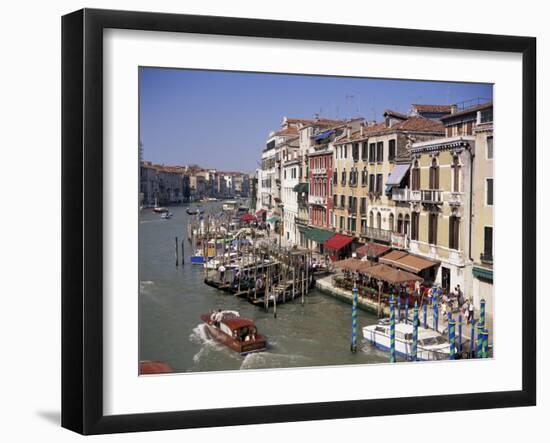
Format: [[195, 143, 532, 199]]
[[62, 8, 536, 435]]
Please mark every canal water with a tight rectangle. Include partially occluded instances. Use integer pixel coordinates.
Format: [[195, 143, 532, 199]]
[[139, 203, 388, 373]]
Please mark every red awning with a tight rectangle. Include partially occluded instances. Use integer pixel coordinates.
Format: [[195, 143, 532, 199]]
[[256, 209, 267, 215], [324, 234, 353, 251], [240, 213, 256, 222]]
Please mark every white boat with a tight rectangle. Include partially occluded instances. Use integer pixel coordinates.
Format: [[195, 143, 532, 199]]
[[362, 320, 451, 361], [161, 212, 172, 219], [222, 201, 238, 211]]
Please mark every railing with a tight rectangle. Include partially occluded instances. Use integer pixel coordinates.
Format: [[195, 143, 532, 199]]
[[361, 226, 392, 243], [312, 168, 327, 175], [308, 195, 327, 206], [392, 188, 410, 202], [420, 189, 443, 204]]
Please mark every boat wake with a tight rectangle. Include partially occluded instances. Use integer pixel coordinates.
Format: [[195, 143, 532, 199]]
[[139, 280, 156, 296], [239, 351, 309, 370]]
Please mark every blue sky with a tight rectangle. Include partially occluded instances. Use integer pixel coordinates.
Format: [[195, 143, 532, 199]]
[[139, 68, 492, 173]]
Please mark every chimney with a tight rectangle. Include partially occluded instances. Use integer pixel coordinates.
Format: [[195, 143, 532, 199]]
[[360, 124, 364, 137], [450, 104, 457, 114], [346, 127, 351, 138]]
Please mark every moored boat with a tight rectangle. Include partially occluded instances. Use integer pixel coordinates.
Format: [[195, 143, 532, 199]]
[[200, 310, 267, 354], [362, 320, 450, 361]]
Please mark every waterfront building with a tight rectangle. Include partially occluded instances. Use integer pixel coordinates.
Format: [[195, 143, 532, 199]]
[[140, 161, 189, 205], [407, 101, 493, 296], [444, 103, 494, 313], [281, 144, 301, 246], [332, 110, 446, 253]]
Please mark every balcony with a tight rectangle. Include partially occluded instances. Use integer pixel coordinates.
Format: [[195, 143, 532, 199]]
[[392, 188, 410, 202], [312, 168, 327, 175], [361, 226, 392, 243], [308, 195, 327, 206], [420, 189, 443, 204]]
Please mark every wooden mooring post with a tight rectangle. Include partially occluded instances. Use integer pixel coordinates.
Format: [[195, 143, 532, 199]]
[[175, 236, 179, 267]]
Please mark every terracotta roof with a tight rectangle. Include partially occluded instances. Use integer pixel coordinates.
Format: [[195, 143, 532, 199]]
[[412, 104, 453, 112], [285, 118, 315, 125], [334, 117, 443, 144], [441, 101, 493, 121], [275, 126, 299, 136]]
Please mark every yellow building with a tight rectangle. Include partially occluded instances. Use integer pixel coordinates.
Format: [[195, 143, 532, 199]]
[[408, 101, 493, 301], [332, 112, 445, 249]]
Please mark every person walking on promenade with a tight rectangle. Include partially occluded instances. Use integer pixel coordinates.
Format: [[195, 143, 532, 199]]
[[467, 299, 474, 324], [218, 264, 226, 283]]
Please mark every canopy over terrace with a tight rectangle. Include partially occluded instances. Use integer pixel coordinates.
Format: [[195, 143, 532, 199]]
[[379, 250, 438, 274], [324, 233, 353, 261], [355, 242, 391, 260], [333, 258, 374, 273], [361, 264, 423, 284]]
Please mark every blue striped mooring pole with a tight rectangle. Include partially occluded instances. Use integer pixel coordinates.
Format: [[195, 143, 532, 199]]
[[351, 284, 358, 353], [423, 302, 428, 329], [458, 314, 463, 354], [390, 295, 396, 363], [482, 328, 489, 358], [447, 311, 452, 338], [476, 322, 484, 358], [480, 299, 486, 328], [405, 298, 409, 325], [412, 301, 419, 361], [470, 318, 476, 358], [449, 318, 456, 360], [397, 295, 401, 323], [433, 293, 439, 332]]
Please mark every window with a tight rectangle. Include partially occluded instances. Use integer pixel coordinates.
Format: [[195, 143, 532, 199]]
[[348, 196, 353, 210], [404, 214, 410, 236], [486, 178, 493, 205], [340, 195, 345, 208], [352, 143, 359, 161], [388, 140, 396, 161], [449, 216, 460, 250], [340, 216, 345, 230], [397, 214, 403, 233], [428, 213, 438, 245], [360, 197, 367, 215], [369, 143, 376, 162], [369, 211, 374, 227], [411, 161, 420, 191], [333, 169, 338, 185], [429, 158, 439, 189], [376, 212, 382, 229], [333, 194, 337, 208], [487, 136, 493, 159], [344, 145, 348, 158], [452, 156, 460, 192], [376, 142, 384, 162], [376, 173, 383, 194], [284, 170, 287, 179], [480, 108, 493, 123], [361, 142, 368, 161], [361, 167, 368, 186], [389, 213, 394, 232], [411, 212, 419, 240], [369, 174, 375, 192], [483, 226, 493, 261]]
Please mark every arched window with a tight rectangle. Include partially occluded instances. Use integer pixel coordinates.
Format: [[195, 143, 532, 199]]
[[404, 214, 410, 235], [377, 212, 382, 229], [389, 213, 394, 232], [342, 168, 347, 185], [412, 160, 420, 190], [397, 213, 404, 233], [369, 211, 374, 228], [429, 157, 440, 189], [361, 167, 367, 186], [452, 155, 461, 192]]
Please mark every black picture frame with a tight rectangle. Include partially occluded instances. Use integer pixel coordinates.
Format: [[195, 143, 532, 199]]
[[62, 8, 536, 435]]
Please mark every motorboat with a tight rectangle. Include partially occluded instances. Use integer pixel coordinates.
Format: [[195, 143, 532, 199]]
[[160, 212, 172, 219], [200, 310, 266, 354], [152, 197, 168, 214], [362, 320, 451, 361]]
